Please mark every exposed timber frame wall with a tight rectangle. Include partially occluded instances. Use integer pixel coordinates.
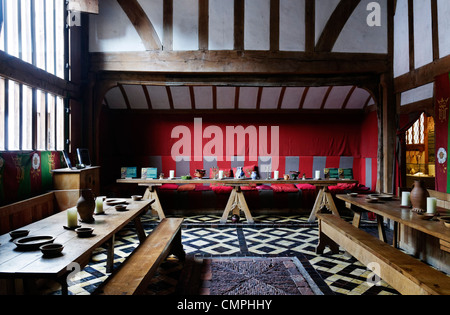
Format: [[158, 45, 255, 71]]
[[393, 0, 450, 188], [86, 0, 394, 192]]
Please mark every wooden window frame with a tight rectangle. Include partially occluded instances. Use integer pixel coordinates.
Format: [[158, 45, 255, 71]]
[[0, 0, 67, 152]]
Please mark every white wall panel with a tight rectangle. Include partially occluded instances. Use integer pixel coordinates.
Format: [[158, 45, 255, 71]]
[[122, 85, 147, 109], [171, 86, 192, 109], [138, 0, 164, 44], [315, 0, 340, 45], [438, 0, 450, 58], [413, 0, 433, 69], [146, 86, 171, 109], [173, 0, 198, 51], [217, 87, 236, 109], [244, 0, 270, 50], [400, 83, 434, 106], [194, 86, 213, 109], [333, 0, 387, 53], [89, 0, 145, 52], [279, 0, 305, 51], [394, 0, 410, 77], [260, 87, 282, 109], [281, 87, 305, 109], [209, 0, 234, 50]]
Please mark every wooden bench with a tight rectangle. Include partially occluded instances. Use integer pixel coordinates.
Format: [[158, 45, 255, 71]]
[[316, 213, 450, 295], [0, 190, 81, 234], [95, 217, 185, 295]]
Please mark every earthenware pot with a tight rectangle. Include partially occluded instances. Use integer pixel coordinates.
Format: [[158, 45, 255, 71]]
[[77, 189, 95, 223], [410, 180, 429, 213]]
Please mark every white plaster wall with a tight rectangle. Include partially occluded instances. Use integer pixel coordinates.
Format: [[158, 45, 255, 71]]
[[105, 87, 126, 109], [400, 83, 434, 106], [260, 87, 283, 109], [171, 86, 192, 109], [173, 0, 199, 50], [438, 0, 450, 58], [122, 85, 148, 109], [89, 0, 146, 52], [216, 87, 236, 109], [279, 0, 305, 51], [194, 86, 213, 109], [209, 0, 234, 50], [315, 0, 340, 45], [394, 0, 409, 78], [281, 87, 305, 109], [138, 0, 164, 44], [244, 0, 270, 50], [333, 0, 387, 53], [413, 0, 433, 69], [239, 87, 259, 108]]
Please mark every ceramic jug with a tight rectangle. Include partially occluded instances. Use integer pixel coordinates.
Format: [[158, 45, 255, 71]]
[[77, 189, 96, 223], [236, 167, 245, 179], [410, 180, 429, 212], [251, 171, 258, 180]]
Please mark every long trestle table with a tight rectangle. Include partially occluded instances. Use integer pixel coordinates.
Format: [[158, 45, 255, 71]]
[[0, 198, 153, 295], [117, 178, 358, 223], [336, 194, 450, 251]]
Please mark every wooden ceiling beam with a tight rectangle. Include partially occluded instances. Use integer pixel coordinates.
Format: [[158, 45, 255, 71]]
[[95, 72, 381, 94], [315, 0, 361, 52], [117, 0, 162, 51], [90, 50, 388, 75]]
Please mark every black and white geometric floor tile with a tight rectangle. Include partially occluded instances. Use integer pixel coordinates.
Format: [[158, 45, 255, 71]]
[[42, 213, 399, 295]]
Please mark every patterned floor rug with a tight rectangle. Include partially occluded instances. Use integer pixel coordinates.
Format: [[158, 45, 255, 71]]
[[177, 256, 334, 295]]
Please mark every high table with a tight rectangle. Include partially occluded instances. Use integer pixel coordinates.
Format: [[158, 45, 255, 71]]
[[117, 178, 358, 223], [0, 198, 152, 295], [336, 194, 450, 252]]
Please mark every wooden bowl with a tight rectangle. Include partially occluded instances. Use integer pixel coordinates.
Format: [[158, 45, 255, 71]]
[[9, 229, 30, 239], [40, 243, 64, 257], [75, 227, 94, 238], [415, 213, 435, 221], [131, 195, 142, 201], [194, 169, 206, 178], [115, 204, 128, 211], [439, 216, 450, 228]]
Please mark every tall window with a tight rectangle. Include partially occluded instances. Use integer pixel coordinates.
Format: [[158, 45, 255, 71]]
[[0, 0, 66, 151]]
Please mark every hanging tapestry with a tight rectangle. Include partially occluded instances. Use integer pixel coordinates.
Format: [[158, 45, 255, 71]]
[[435, 73, 450, 193]]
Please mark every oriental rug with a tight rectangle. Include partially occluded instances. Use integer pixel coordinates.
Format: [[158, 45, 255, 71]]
[[177, 256, 334, 295]]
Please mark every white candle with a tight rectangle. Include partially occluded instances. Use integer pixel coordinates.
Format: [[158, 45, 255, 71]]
[[218, 170, 224, 179], [315, 170, 321, 179], [401, 192, 411, 206], [67, 208, 78, 228], [427, 197, 437, 214], [169, 170, 175, 179], [274, 171, 279, 179], [95, 197, 104, 214]]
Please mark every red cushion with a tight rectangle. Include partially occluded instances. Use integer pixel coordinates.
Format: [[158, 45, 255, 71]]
[[256, 184, 272, 190], [211, 184, 233, 194], [337, 183, 357, 190], [177, 184, 196, 191], [295, 184, 316, 190], [241, 184, 257, 191], [195, 184, 211, 191], [271, 184, 299, 193], [210, 168, 232, 179], [159, 183, 179, 190]]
